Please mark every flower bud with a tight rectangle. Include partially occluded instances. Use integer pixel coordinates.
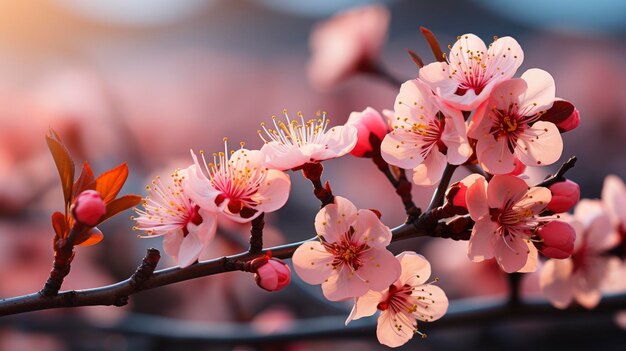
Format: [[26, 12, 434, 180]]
[[72, 190, 106, 226], [346, 107, 388, 157], [536, 220, 576, 259], [547, 180, 580, 213], [255, 258, 291, 292], [555, 107, 580, 133]]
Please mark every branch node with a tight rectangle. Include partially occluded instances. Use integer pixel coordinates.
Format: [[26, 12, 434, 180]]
[[130, 248, 161, 290]]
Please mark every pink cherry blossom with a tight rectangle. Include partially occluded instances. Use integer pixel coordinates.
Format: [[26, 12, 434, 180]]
[[540, 200, 621, 309], [72, 190, 106, 226], [259, 111, 357, 171], [292, 196, 401, 301], [185, 139, 291, 222], [547, 179, 580, 213], [601, 175, 626, 232], [134, 167, 217, 268], [465, 174, 553, 273], [419, 34, 523, 111], [380, 79, 471, 186], [346, 251, 448, 348], [346, 107, 388, 157], [307, 5, 390, 90], [469, 69, 563, 174]]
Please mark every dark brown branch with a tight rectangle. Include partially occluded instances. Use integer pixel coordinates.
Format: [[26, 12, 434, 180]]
[[249, 213, 265, 254], [39, 229, 77, 297], [301, 162, 334, 207], [536, 156, 577, 188], [426, 163, 458, 213]]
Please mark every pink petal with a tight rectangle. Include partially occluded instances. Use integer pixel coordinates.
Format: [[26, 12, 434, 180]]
[[440, 107, 471, 165], [346, 291, 383, 325], [314, 124, 358, 160], [413, 285, 449, 322], [352, 209, 392, 248], [468, 218, 498, 262], [602, 175, 626, 225], [465, 174, 489, 220], [376, 310, 414, 348], [575, 289, 602, 310], [346, 107, 388, 156], [162, 231, 184, 260], [487, 36, 524, 79], [396, 251, 431, 286], [487, 175, 529, 209], [184, 160, 222, 211], [253, 169, 291, 213], [394, 79, 438, 125], [380, 130, 425, 169], [178, 231, 205, 268], [494, 235, 531, 273], [260, 141, 309, 171], [515, 121, 563, 167], [322, 266, 369, 301], [585, 211, 619, 252], [418, 61, 458, 104], [490, 78, 528, 111], [314, 196, 358, 243], [412, 150, 447, 187], [540, 258, 575, 309], [515, 186, 551, 215], [518, 243, 538, 273], [519, 69, 556, 115], [292, 241, 334, 285], [476, 135, 516, 174], [189, 208, 218, 245], [356, 249, 401, 292]]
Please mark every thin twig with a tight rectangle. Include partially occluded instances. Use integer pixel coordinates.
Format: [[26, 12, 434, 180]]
[[536, 156, 577, 188], [249, 213, 265, 254], [426, 164, 458, 213]]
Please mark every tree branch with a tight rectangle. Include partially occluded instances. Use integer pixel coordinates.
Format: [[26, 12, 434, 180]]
[[536, 156, 577, 188]]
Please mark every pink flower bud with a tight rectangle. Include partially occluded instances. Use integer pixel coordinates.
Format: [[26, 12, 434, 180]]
[[537, 220, 576, 259], [255, 258, 291, 292], [509, 158, 526, 176], [450, 182, 469, 209], [547, 180, 580, 213], [72, 190, 106, 226], [555, 107, 580, 132], [346, 107, 388, 157]]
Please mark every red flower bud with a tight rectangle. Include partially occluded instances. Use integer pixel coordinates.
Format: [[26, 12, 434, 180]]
[[537, 220, 576, 259], [72, 190, 106, 226], [346, 107, 388, 157], [555, 107, 580, 132], [547, 180, 580, 213], [255, 258, 291, 292]]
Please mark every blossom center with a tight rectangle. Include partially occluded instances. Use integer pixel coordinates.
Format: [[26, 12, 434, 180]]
[[411, 115, 447, 156], [377, 283, 414, 313], [322, 229, 369, 271]]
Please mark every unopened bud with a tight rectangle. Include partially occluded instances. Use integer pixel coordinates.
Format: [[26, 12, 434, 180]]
[[536, 220, 576, 259], [547, 180, 580, 213], [346, 107, 388, 158], [254, 258, 291, 292], [72, 190, 106, 226]]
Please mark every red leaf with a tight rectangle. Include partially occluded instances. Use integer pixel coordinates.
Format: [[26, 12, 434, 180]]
[[46, 129, 75, 209], [51, 211, 68, 239], [94, 163, 129, 204], [99, 194, 142, 224], [75, 227, 104, 247], [73, 162, 95, 196], [420, 27, 445, 62]]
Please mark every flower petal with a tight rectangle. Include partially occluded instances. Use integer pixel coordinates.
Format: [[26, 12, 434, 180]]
[[253, 169, 291, 213], [352, 209, 392, 248], [260, 141, 309, 171], [314, 124, 358, 160], [322, 266, 369, 301], [602, 175, 626, 225], [515, 121, 563, 167], [357, 249, 401, 292], [519, 69, 556, 115], [413, 285, 449, 322], [494, 235, 531, 273], [184, 158, 222, 211], [162, 231, 184, 260], [476, 135, 516, 174], [314, 196, 358, 243], [376, 310, 414, 348], [487, 175, 529, 209], [380, 130, 425, 169], [465, 174, 489, 220], [540, 258, 575, 309], [412, 150, 447, 187], [292, 241, 334, 285], [468, 218, 498, 262], [397, 251, 431, 286], [346, 291, 383, 325], [178, 231, 205, 268]]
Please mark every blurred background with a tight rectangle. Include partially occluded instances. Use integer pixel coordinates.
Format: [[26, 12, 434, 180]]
[[0, 0, 625, 350]]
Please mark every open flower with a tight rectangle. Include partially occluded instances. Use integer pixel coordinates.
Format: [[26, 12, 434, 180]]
[[134, 167, 217, 268], [259, 111, 357, 171], [185, 139, 291, 223], [469, 69, 563, 174], [465, 174, 553, 273], [419, 33, 523, 111], [540, 200, 620, 309], [346, 251, 448, 348], [307, 4, 390, 90], [292, 196, 401, 301], [602, 175, 626, 234], [381, 79, 470, 186]]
